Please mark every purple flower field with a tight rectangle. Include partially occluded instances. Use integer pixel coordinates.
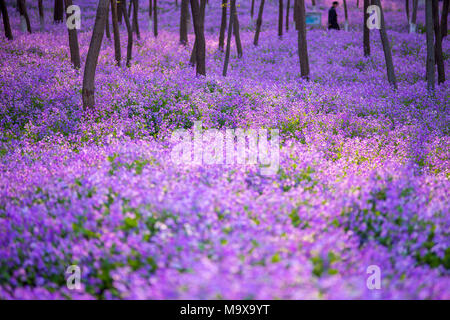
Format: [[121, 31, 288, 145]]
[[0, 0, 449, 300]]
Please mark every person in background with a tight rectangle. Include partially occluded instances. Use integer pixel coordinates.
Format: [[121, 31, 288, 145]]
[[328, 1, 340, 30]]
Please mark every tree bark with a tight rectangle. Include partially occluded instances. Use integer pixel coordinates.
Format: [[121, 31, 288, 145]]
[[180, 0, 188, 45], [38, 0, 44, 30], [190, 0, 206, 76], [132, 0, 140, 39], [223, 0, 234, 76], [121, 0, 133, 66], [105, 2, 111, 40], [363, 0, 370, 56], [18, 0, 31, 33], [373, 0, 397, 89], [64, 0, 80, 69], [82, 0, 109, 109], [111, 0, 121, 66], [253, 0, 265, 46], [232, 0, 242, 58], [153, 0, 158, 37], [410, 0, 418, 33], [0, 0, 13, 40], [219, 0, 227, 51], [250, 0, 254, 19], [343, 0, 349, 31], [118, 0, 123, 23], [296, 0, 309, 80], [432, 0, 444, 84], [405, 0, 409, 24], [286, 0, 290, 31], [425, 0, 435, 91], [441, 0, 449, 40], [278, 0, 283, 38], [54, 0, 64, 23]]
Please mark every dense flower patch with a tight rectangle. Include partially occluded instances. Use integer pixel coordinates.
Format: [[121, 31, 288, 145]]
[[0, 0, 449, 299]]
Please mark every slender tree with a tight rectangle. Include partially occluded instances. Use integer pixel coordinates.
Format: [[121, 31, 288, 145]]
[[296, 0, 309, 79], [0, 0, 13, 40], [250, 0, 254, 19], [148, 0, 152, 30], [18, 0, 31, 33], [357, 0, 359, 8], [278, 0, 283, 38], [64, 0, 80, 69], [132, 0, 140, 39], [82, 0, 109, 109], [425, 0, 435, 91], [223, 0, 235, 76], [153, 0, 158, 37], [253, 0, 265, 45], [232, 0, 242, 58], [118, 0, 123, 23], [219, 0, 227, 51], [441, 0, 449, 40], [286, 0, 290, 31], [38, 0, 44, 30], [54, 0, 64, 23], [410, 0, 418, 33], [190, 0, 206, 76], [343, 0, 349, 31], [105, 2, 111, 40], [111, 0, 121, 66], [405, 0, 409, 25], [374, 0, 396, 89], [311, 0, 316, 11], [121, 0, 133, 66], [363, 0, 370, 57], [180, 0, 189, 44], [432, 0, 444, 84]]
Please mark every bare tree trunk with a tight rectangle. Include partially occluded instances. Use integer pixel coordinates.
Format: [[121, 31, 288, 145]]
[[132, 0, 140, 39], [64, 0, 80, 69], [105, 2, 111, 40], [54, 0, 63, 23], [38, 0, 44, 30], [250, 0, 254, 19], [405, 0, 409, 24], [425, 0, 435, 91], [0, 0, 13, 40], [148, 0, 152, 30], [410, 0, 418, 33], [432, 0, 444, 84], [442, 0, 449, 40], [278, 0, 283, 38], [357, 0, 359, 8], [219, 0, 227, 51], [253, 0, 265, 45], [286, 0, 290, 31], [223, 0, 234, 76], [121, 0, 133, 66], [180, 0, 188, 44], [111, 0, 121, 66], [153, 0, 158, 37], [296, 0, 309, 79], [232, 0, 242, 58], [82, 0, 108, 109], [18, 0, 31, 33], [311, 0, 316, 11], [343, 0, 349, 31], [373, 0, 397, 89], [190, 0, 206, 76], [363, 0, 370, 56], [118, 0, 123, 23]]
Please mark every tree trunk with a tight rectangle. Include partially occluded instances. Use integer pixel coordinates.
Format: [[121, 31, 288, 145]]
[[296, 0, 309, 79], [250, 0, 254, 19], [425, 0, 435, 91], [441, 0, 449, 40], [111, 0, 121, 66], [132, 0, 140, 39], [180, 0, 188, 45], [105, 2, 111, 40], [363, 0, 370, 56], [148, 0, 152, 30], [410, 0, 418, 33], [190, 0, 206, 76], [278, 0, 283, 38], [118, 0, 123, 23], [432, 0, 444, 84], [153, 0, 158, 37], [232, 0, 242, 58], [64, 0, 80, 69], [54, 0, 64, 23], [286, 0, 290, 31], [82, 0, 109, 109], [0, 0, 13, 40], [405, 0, 409, 24], [357, 0, 359, 8], [18, 0, 31, 33], [253, 0, 265, 45], [219, 0, 227, 51], [374, 0, 397, 89], [223, 0, 234, 76], [38, 0, 44, 30], [311, 0, 316, 11], [121, 0, 133, 66], [343, 0, 349, 31]]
